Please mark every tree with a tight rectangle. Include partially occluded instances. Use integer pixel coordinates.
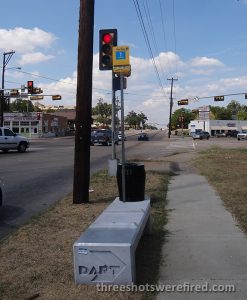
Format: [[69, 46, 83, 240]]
[[237, 105, 247, 120], [209, 106, 232, 120], [10, 99, 35, 112], [125, 111, 148, 129], [170, 108, 196, 130], [92, 98, 112, 127], [226, 100, 242, 119]]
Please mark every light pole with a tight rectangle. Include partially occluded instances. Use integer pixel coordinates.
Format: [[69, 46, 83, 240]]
[[1, 50, 15, 126]]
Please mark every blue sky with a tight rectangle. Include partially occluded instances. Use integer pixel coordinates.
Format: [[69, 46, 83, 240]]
[[1, 0, 247, 126]]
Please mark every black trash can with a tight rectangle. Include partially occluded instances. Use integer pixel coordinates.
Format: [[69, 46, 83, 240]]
[[117, 162, 146, 202]]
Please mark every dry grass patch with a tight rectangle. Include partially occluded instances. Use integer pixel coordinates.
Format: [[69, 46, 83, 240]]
[[194, 147, 247, 233], [0, 170, 169, 300]]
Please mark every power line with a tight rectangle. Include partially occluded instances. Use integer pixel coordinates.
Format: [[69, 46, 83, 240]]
[[133, 0, 166, 95]]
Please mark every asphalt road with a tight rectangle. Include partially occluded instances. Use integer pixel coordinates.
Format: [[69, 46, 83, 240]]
[[0, 130, 161, 240], [0, 131, 246, 240]]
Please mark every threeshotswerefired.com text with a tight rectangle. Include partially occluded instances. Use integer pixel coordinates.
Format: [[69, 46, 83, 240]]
[[97, 282, 236, 293]]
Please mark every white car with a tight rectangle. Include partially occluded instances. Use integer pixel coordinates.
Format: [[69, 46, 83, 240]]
[[237, 131, 247, 140], [118, 131, 127, 141], [0, 127, 30, 153]]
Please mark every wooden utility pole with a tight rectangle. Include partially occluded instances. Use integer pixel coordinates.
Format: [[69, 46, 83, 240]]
[[73, 0, 95, 204], [167, 77, 178, 138]]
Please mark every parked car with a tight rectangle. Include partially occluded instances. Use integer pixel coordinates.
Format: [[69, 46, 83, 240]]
[[0, 127, 30, 153], [237, 131, 247, 140], [191, 131, 210, 140], [225, 130, 239, 137], [138, 133, 149, 141], [91, 129, 112, 146]]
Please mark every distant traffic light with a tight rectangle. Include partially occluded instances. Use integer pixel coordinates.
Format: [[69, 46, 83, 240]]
[[27, 81, 34, 94], [214, 95, 224, 101], [99, 29, 117, 70], [32, 87, 43, 94], [178, 99, 189, 105], [10, 89, 19, 96], [52, 95, 62, 100]]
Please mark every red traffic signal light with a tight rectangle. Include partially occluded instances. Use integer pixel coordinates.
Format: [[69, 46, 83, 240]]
[[27, 81, 34, 94], [99, 29, 117, 70]]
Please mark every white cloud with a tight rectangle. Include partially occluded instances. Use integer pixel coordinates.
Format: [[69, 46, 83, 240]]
[[0, 27, 57, 53], [8, 47, 245, 127], [18, 52, 55, 65], [190, 56, 224, 67]]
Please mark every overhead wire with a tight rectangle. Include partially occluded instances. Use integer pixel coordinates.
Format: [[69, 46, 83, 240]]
[[142, 0, 168, 86], [132, 0, 167, 96]]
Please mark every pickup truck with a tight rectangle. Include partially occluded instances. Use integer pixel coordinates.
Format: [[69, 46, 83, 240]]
[[0, 127, 30, 153], [91, 129, 112, 146], [237, 131, 247, 140]]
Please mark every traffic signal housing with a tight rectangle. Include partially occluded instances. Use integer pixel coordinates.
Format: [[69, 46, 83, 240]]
[[52, 95, 62, 100], [214, 95, 224, 101], [27, 81, 34, 94], [178, 99, 189, 106], [99, 29, 117, 70]]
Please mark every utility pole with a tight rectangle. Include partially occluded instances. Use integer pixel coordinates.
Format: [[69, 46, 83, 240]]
[[167, 77, 178, 138], [0, 50, 15, 127], [73, 0, 95, 204]]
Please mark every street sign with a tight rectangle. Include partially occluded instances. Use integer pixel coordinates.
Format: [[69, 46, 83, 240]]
[[112, 46, 129, 66], [113, 65, 131, 76], [30, 96, 44, 100], [19, 93, 29, 99]]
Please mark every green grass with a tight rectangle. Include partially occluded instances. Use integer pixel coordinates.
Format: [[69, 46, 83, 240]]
[[0, 170, 170, 300], [193, 147, 247, 234]]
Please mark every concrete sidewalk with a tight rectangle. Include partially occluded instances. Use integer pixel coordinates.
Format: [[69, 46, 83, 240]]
[[157, 171, 247, 300]]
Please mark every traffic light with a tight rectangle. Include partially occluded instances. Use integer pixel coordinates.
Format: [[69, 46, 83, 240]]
[[99, 29, 117, 70], [245, 94, 247, 99], [33, 87, 43, 94], [178, 99, 188, 105], [52, 95, 62, 100], [214, 96, 224, 101], [10, 89, 19, 96], [27, 81, 34, 94]]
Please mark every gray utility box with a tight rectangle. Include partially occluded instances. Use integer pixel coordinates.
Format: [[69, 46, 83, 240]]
[[73, 197, 150, 285]]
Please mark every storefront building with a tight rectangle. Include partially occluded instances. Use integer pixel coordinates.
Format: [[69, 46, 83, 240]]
[[3, 112, 68, 137], [189, 120, 247, 136]]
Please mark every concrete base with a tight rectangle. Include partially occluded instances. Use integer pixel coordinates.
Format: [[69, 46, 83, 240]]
[[73, 196, 150, 285], [108, 159, 119, 177]]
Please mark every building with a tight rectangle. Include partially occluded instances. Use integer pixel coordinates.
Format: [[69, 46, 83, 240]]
[[3, 112, 68, 137], [189, 119, 247, 136]]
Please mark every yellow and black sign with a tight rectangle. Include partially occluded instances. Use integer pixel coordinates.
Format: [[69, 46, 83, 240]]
[[30, 96, 44, 101], [113, 65, 131, 76], [113, 46, 130, 67], [214, 95, 224, 101]]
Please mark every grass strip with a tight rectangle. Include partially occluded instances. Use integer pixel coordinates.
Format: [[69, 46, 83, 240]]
[[0, 170, 169, 300], [193, 146, 247, 234]]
